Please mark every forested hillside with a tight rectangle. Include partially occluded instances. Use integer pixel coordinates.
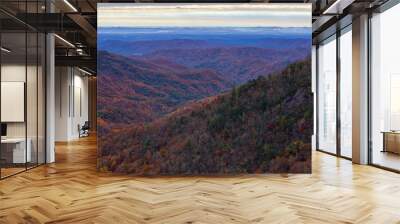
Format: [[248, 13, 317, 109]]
[[99, 59, 312, 174], [97, 51, 232, 132]]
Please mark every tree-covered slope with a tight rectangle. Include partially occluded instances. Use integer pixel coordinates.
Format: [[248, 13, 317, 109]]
[[99, 59, 312, 174], [97, 51, 232, 131]]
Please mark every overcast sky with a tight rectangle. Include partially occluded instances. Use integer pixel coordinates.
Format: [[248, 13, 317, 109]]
[[98, 4, 311, 28]]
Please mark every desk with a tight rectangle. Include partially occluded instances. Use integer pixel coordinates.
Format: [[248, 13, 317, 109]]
[[1, 138, 31, 163], [382, 131, 400, 154]]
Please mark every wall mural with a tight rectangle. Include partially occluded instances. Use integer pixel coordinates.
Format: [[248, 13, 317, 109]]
[[97, 4, 313, 175]]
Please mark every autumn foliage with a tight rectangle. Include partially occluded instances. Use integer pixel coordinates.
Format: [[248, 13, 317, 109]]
[[98, 59, 312, 175]]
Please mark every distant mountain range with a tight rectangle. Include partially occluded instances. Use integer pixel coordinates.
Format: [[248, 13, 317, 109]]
[[146, 45, 308, 84], [100, 39, 217, 55], [99, 37, 309, 85], [98, 27, 311, 43], [99, 38, 310, 56], [98, 59, 312, 174]]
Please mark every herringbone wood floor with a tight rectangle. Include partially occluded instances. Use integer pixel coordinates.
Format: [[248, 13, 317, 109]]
[[1, 135, 400, 224]]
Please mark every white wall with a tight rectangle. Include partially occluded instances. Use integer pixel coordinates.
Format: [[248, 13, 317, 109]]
[[1, 65, 41, 138], [1, 65, 26, 138], [55, 67, 70, 141], [1, 63, 46, 164], [55, 67, 89, 141]]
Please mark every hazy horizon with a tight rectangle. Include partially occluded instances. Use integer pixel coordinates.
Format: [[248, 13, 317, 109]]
[[98, 3, 311, 28], [98, 27, 310, 37]]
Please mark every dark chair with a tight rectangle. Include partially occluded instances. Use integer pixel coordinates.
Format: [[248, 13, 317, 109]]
[[78, 121, 90, 138]]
